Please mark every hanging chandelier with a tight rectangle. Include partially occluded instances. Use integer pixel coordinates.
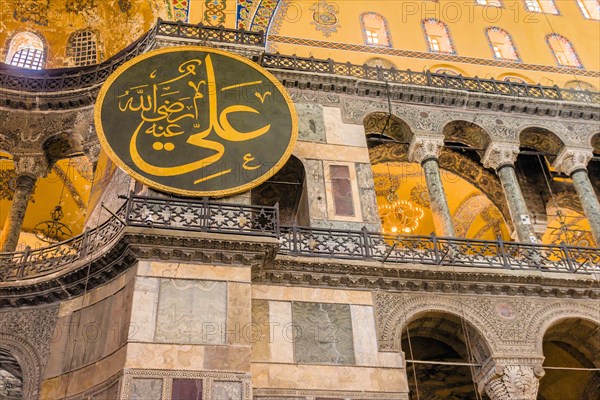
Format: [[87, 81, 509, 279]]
[[376, 175, 424, 234], [34, 205, 73, 243]]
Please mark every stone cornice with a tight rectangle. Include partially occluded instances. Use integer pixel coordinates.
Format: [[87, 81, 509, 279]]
[[0, 227, 279, 308], [255, 256, 600, 300]]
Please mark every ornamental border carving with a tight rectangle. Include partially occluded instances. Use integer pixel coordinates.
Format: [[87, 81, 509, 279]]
[[0, 334, 43, 399]]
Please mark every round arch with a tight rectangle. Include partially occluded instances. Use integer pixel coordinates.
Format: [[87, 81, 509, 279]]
[[442, 120, 491, 157], [0, 334, 43, 399], [519, 127, 565, 158]]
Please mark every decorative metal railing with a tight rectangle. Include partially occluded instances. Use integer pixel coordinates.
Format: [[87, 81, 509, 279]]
[[1, 20, 598, 104], [156, 19, 264, 46], [259, 53, 600, 104], [0, 196, 279, 282], [125, 195, 279, 237], [279, 226, 600, 274]]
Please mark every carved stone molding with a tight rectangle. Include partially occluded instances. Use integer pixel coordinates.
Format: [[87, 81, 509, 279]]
[[482, 142, 520, 171], [552, 146, 594, 175], [408, 133, 444, 163]]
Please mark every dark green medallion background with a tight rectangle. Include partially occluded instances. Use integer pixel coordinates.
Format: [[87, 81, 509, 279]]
[[94, 46, 297, 197]]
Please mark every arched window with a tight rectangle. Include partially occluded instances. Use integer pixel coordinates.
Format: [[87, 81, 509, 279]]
[[435, 68, 460, 76], [546, 34, 583, 68], [503, 76, 527, 83], [523, 0, 559, 14], [67, 30, 98, 66], [576, 0, 600, 19], [360, 12, 392, 47], [422, 19, 456, 54], [5, 32, 45, 70], [564, 80, 596, 91], [485, 27, 520, 61]]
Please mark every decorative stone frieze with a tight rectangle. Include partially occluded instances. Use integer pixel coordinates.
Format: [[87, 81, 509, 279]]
[[552, 146, 594, 175], [482, 142, 520, 170]]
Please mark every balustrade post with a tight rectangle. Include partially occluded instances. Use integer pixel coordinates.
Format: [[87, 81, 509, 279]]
[[17, 246, 30, 279], [291, 225, 299, 255], [425, 70, 432, 86], [200, 197, 209, 232], [561, 243, 575, 272], [498, 237, 510, 269], [431, 233, 440, 264], [361, 226, 372, 259], [79, 229, 90, 259]]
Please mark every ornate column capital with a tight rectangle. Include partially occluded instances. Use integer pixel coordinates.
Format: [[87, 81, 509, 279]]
[[12, 152, 49, 180], [552, 146, 594, 176], [477, 358, 544, 400], [482, 142, 520, 171], [408, 133, 444, 164]]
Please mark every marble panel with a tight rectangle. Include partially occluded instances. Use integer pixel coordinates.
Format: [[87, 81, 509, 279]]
[[252, 285, 373, 305], [129, 277, 160, 343], [130, 378, 163, 400], [172, 379, 202, 400], [293, 142, 371, 163], [350, 305, 379, 366], [155, 279, 227, 345], [304, 159, 327, 221], [269, 301, 294, 364], [296, 103, 326, 143], [292, 302, 355, 365], [212, 381, 242, 400], [227, 283, 252, 346], [203, 346, 251, 372], [323, 106, 367, 147], [355, 162, 382, 226], [104, 283, 134, 356], [137, 261, 251, 282], [251, 300, 270, 362]]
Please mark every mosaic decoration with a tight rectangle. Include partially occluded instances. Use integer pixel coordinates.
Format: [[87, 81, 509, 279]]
[[118, 0, 132, 13], [249, 0, 278, 33], [236, 0, 257, 30], [410, 184, 430, 208], [172, 0, 190, 22], [485, 27, 521, 62], [65, 0, 96, 13], [421, 18, 457, 54], [13, 0, 50, 26], [359, 12, 392, 47], [204, 0, 226, 26], [310, 0, 340, 37], [546, 34, 583, 69]]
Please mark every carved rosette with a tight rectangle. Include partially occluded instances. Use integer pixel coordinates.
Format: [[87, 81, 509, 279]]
[[552, 146, 594, 176], [482, 142, 520, 171], [408, 133, 444, 164]]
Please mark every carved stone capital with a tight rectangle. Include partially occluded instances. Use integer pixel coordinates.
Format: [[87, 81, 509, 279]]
[[552, 146, 594, 176], [408, 133, 444, 164], [12, 153, 49, 180], [482, 142, 520, 170], [483, 365, 543, 400]]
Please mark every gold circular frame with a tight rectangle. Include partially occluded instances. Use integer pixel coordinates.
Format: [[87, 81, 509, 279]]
[[94, 45, 298, 197]]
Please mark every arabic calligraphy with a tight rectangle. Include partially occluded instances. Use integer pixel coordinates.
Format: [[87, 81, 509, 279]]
[[95, 47, 297, 197]]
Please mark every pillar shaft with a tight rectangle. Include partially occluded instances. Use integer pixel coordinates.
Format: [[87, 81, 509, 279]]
[[571, 169, 600, 246], [497, 165, 536, 243], [422, 158, 455, 237], [0, 175, 36, 252]]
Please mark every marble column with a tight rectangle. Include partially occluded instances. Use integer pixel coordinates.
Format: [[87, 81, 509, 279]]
[[553, 146, 600, 246], [408, 133, 455, 237], [483, 143, 537, 243], [0, 154, 48, 252]]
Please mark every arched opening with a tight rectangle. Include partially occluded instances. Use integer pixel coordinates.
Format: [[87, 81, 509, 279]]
[[251, 155, 308, 226], [422, 19, 456, 54], [4, 31, 46, 70], [485, 27, 520, 61], [564, 80, 597, 91], [402, 312, 492, 400], [539, 318, 600, 400], [66, 29, 99, 66], [366, 115, 510, 239], [546, 34, 583, 68], [0, 349, 23, 399], [360, 12, 392, 47]]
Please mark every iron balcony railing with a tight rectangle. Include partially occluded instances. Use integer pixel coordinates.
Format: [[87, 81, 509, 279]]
[[0, 198, 598, 284], [0, 196, 279, 282], [0, 20, 598, 104], [279, 225, 600, 274]]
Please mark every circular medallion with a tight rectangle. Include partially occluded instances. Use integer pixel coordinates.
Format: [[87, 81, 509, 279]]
[[495, 303, 515, 319], [94, 46, 297, 197]]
